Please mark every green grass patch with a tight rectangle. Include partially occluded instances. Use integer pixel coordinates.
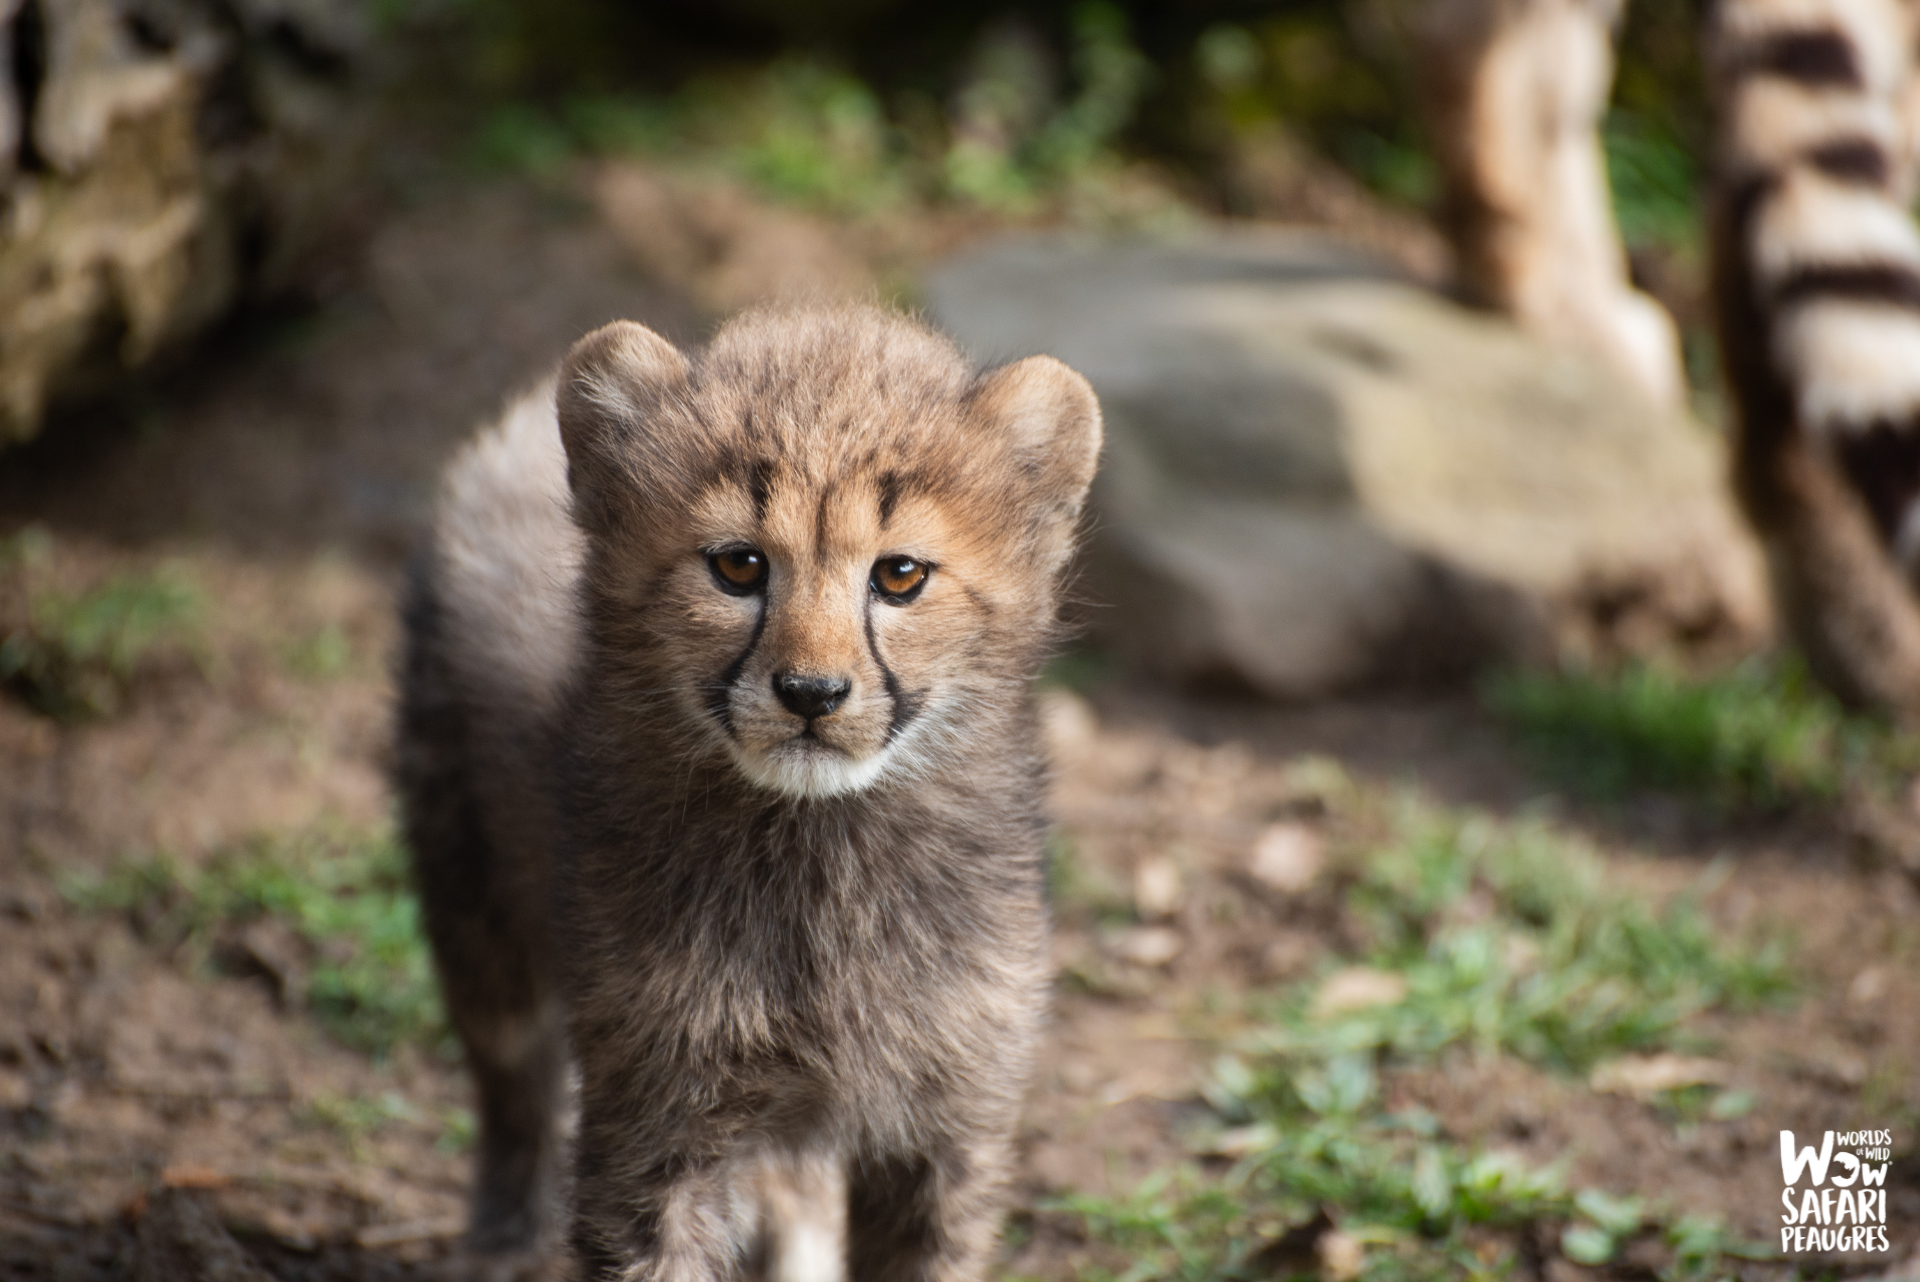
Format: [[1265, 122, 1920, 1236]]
[[1483, 658, 1917, 808], [1604, 110, 1700, 256], [299, 1089, 421, 1161], [471, 62, 911, 213], [1058, 1054, 1769, 1282], [1056, 802, 1786, 1282], [1046, 833, 1133, 927], [436, 1104, 478, 1155], [470, 3, 1160, 220], [1, 528, 202, 720], [284, 623, 354, 680], [1315, 806, 1792, 1073], [65, 824, 447, 1058]]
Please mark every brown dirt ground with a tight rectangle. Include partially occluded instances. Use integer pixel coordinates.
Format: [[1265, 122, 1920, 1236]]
[[2, 161, 1919, 1281]]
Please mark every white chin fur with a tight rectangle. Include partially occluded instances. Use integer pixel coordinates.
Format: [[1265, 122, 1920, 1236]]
[[726, 736, 900, 799]]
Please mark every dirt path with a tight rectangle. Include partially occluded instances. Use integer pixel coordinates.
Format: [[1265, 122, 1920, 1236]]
[[2, 165, 1918, 1281]]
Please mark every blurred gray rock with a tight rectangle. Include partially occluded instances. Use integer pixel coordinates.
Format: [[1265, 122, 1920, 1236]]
[[927, 231, 1767, 696], [0, 0, 367, 443]]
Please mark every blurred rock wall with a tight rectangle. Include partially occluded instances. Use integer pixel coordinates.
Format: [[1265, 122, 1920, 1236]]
[[0, 0, 366, 445]]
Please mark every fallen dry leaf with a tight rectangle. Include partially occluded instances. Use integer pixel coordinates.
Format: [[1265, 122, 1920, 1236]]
[[1319, 1229, 1365, 1281], [1249, 823, 1324, 894], [159, 1164, 230, 1190], [1040, 691, 1100, 758], [1589, 1054, 1730, 1099], [1133, 857, 1182, 920], [1311, 968, 1408, 1018], [1111, 925, 1184, 967]]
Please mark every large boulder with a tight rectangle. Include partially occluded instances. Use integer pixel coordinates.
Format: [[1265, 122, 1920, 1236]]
[[0, 0, 367, 444], [926, 231, 1768, 696]]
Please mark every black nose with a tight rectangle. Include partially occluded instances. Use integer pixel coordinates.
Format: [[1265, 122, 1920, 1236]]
[[773, 673, 852, 720]]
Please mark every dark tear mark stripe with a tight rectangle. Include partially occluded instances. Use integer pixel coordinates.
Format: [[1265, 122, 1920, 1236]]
[[1739, 28, 1862, 88], [1834, 419, 1920, 544], [862, 597, 923, 744], [1807, 137, 1890, 187], [878, 471, 901, 528], [1771, 262, 1920, 311], [706, 601, 768, 738], [747, 459, 773, 523]]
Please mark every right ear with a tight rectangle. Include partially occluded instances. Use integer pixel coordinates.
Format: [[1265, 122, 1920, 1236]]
[[557, 321, 691, 532]]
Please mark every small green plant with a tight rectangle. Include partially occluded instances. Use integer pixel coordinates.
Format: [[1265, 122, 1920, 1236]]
[[470, 102, 579, 176], [474, 61, 908, 214], [1315, 807, 1793, 1072], [1483, 657, 1915, 808], [1334, 128, 1438, 209], [469, 3, 1161, 220], [65, 824, 447, 1058], [1056, 802, 1784, 1282], [1060, 1055, 1767, 1282], [0, 531, 202, 720], [947, 2, 1154, 212], [1046, 833, 1132, 926], [726, 61, 906, 212], [437, 1104, 478, 1155], [300, 1090, 421, 1162], [1604, 111, 1700, 255], [285, 624, 353, 680]]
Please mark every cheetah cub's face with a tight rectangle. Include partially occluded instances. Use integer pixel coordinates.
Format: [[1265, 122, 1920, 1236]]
[[556, 313, 1101, 799]]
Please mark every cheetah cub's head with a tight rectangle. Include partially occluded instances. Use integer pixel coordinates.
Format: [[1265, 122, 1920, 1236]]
[[558, 308, 1102, 799]]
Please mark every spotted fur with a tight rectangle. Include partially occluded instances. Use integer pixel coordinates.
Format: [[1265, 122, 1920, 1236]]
[[395, 306, 1102, 1280]]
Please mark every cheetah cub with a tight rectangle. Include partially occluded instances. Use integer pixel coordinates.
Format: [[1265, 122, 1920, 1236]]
[[396, 306, 1102, 1281]]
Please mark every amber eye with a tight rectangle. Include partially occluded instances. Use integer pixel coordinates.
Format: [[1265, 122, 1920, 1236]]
[[709, 547, 768, 594], [871, 556, 929, 602]]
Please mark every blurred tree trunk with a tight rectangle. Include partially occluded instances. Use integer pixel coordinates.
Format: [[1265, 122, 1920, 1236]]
[[1704, 0, 1920, 721], [1418, 0, 1686, 409], [0, 0, 368, 446]]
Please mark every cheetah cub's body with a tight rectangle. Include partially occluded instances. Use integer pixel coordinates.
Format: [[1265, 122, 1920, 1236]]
[[396, 308, 1102, 1281]]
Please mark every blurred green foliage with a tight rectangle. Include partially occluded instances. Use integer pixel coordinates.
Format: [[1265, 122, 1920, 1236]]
[[395, 0, 1714, 262], [299, 1089, 421, 1161], [466, 5, 1165, 218], [1604, 111, 1700, 255], [65, 824, 449, 1059], [1484, 658, 1920, 809], [1055, 797, 1782, 1282], [284, 623, 354, 680]]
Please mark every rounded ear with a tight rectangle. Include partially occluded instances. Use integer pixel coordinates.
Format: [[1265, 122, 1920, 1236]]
[[971, 355, 1104, 531], [557, 321, 691, 532]]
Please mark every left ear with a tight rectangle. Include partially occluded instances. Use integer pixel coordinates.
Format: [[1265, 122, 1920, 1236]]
[[970, 355, 1104, 532]]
